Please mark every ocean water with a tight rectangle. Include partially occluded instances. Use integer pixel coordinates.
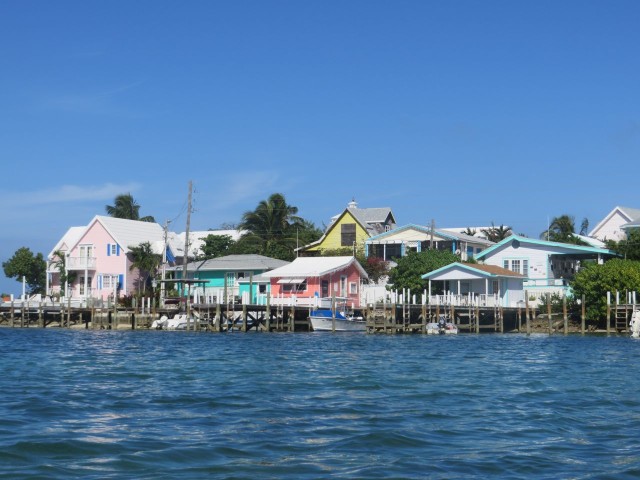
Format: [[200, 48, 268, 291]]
[[1, 329, 639, 479]]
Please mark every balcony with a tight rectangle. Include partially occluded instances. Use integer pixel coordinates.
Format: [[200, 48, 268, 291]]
[[67, 256, 97, 270]]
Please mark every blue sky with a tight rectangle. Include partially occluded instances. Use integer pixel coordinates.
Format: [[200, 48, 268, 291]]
[[1, 1, 639, 295]]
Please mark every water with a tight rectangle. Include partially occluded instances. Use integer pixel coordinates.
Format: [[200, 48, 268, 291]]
[[1, 329, 640, 479]]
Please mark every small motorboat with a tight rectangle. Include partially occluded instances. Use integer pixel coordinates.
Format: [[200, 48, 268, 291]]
[[630, 310, 640, 339], [309, 309, 366, 332], [151, 313, 198, 330], [426, 315, 458, 335]]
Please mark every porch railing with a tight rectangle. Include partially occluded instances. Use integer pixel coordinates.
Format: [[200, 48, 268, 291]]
[[67, 256, 97, 270]]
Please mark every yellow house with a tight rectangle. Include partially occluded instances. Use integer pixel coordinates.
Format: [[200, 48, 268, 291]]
[[298, 200, 396, 256]]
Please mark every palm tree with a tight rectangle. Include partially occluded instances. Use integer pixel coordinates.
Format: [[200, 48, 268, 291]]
[[237, 193, 303, 260], [481, 223, 513, 242], [463, 227, 477, 237], [540, 215, 586, 244], [129, 242, 161, 294], [106, 193, 155, 222]]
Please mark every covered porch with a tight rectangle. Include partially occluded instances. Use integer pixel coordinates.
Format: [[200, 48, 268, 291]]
[[422, 263, 526, 308]]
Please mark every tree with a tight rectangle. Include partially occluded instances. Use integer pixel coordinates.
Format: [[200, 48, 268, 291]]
[[359, 256, 390, 284], [579, 218, 589, 236], [51, 250, 77, 293], [463, 227, 477, 237], [387, 250, 460, 296], [605, 229, 640, 261], [199, 234, 236, 260], [128, 242, 161, 294], [481, 223, 513, 242], [106, 193, 155, 222], [571, 259, 640, 321], [539, 214, 587, 245], [2, 247, 47, 295], [237, 193, 319, 261]]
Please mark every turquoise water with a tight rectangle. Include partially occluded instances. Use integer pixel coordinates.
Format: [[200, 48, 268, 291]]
[[1, 330, 640, 479]]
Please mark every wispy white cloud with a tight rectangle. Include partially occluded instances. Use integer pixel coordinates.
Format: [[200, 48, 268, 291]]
[[0, 182, 141, 208]]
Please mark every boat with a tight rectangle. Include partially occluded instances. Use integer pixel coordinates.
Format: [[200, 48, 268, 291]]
[[630, 310, 640, 339], [151, 313, 198, 330], [309, 309, 366, 332], [426, 315, 458, 335]]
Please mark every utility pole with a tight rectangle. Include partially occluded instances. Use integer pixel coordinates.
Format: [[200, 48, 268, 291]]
[[183, 180, 193, 328], [161, 219, 170, 308], [430, 219, 435, 250]]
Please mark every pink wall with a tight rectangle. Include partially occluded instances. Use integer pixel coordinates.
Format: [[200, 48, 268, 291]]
[[269, 263, 363, 306], [68, 220, 131, 299]]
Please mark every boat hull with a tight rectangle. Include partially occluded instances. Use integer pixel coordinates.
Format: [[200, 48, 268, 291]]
[[309, 316, 366, 332]]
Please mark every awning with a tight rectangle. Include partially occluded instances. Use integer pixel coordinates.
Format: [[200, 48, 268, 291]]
[[277, 278, 306, 284]]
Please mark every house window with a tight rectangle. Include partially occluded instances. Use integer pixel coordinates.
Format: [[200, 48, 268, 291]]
[[110, 244, 117, 256], [385, 225, 391, 232], [492, 280, 500, 294], [523, 260, 529, 276], [226, 273, 236, 286], [349, 282, 358, 294], [340, 275, 347, 296], [283, 280, 307, 293], [503, 260, 509, 270], [341, 223, 356, 247], [511, 260, 521, 274]]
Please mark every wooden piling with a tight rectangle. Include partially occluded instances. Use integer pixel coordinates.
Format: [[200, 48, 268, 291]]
[[547, 293, 552, 334], [563, 296, 568, 335], [581, 295, 586, 334]]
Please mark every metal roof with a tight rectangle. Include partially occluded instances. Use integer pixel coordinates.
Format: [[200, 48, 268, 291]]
[[262, 256, 368, 279]]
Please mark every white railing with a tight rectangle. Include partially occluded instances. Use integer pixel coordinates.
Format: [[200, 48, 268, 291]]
[[67, 256, 97, 270], [429, 293, 500, 307]]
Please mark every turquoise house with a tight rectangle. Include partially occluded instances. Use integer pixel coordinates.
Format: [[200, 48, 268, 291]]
[[171, 254, 290, 303]]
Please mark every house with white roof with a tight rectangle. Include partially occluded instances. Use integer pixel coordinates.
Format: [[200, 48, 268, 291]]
[[365, 224, 494, 263], [589, 206, 640, 242], [46, 217, 243, 302], [261, 256, 368, 307], [475, 235, 618, 299], [46, 216, 176, 301]]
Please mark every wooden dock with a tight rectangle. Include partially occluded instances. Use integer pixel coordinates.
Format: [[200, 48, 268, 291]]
[[0, 297, 636, 334]]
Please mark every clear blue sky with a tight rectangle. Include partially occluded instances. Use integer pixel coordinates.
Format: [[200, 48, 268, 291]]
[[1, 1, 639, 295]]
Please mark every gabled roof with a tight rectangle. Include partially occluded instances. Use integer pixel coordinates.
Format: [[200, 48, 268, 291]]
[[176, 254, 289, 272], [422, 262, 525, 280], [589, 206, 640, 237], [48, 226, 86, 259], [367, 224, 494, 246], [70, 216, 166, 255], [348, 207, 395, 228], [475, 234, 616, 260], [262, 256, 368, 279]]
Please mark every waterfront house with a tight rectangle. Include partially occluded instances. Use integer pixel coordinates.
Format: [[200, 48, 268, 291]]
[[262, 256, 368, 307], [297, 199, 396, 256], [422, 263, 525, 308], [365, 224, 494, 263], [589, 206, 640, 241], [47, 216, 179, 301], [475, 234, 617, 299], [169, 254, 289, 304]]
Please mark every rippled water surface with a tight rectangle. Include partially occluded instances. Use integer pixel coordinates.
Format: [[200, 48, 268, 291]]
[[1, 329, 640, 479]]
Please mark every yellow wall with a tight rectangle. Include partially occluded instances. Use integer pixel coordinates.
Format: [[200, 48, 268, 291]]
[[306, 211, 369, 253]]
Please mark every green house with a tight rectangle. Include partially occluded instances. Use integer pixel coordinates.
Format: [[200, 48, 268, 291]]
[[172, 254, 289, 303]]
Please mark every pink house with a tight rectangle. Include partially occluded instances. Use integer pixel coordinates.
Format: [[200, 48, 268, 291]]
[[262, 256, 368, 307], [47, 216, 174, 301]]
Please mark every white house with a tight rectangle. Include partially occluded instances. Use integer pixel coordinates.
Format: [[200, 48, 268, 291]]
[[422, 263, 525, 308], [365, 224, 494, 263], [475, 235, 617, 299], [589, 206, 640, 242]]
